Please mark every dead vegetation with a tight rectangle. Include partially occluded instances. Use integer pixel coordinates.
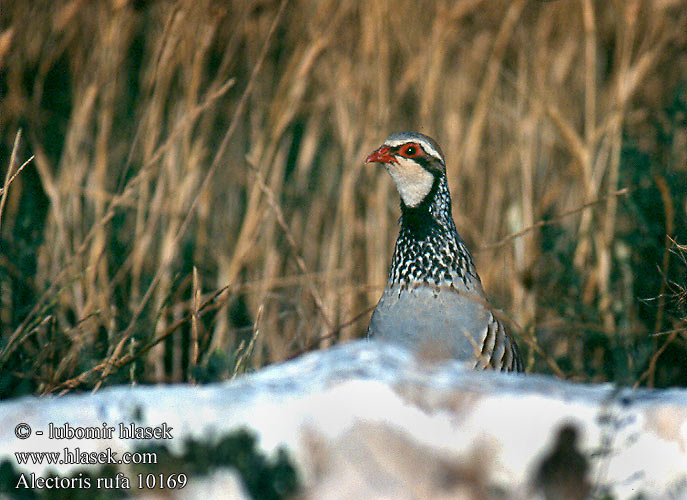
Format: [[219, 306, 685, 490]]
[[1, 0, 686, 395]]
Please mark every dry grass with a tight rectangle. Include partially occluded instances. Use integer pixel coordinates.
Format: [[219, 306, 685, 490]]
[[1, 0, 687, 394]]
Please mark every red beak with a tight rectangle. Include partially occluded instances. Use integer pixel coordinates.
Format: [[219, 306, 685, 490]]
[[365, 146, 394, 164]]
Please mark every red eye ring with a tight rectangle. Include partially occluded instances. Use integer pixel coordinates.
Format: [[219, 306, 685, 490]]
[[400, 143, 420, 157]]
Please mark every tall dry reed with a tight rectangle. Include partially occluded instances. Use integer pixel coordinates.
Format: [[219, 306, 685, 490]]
[[1, 0, 686, 393]]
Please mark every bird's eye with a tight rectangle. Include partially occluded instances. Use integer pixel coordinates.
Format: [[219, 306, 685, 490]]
[[401, 145, 417, 156]]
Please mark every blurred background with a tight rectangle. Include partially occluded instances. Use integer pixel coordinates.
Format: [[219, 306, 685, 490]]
[[1, 0, 686, 397]]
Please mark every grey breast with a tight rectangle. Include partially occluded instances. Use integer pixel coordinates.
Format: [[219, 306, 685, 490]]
[[368, 284, 512, 368]]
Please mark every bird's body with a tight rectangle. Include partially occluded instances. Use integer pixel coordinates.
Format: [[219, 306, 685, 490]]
[[366, 132, 523, 372]]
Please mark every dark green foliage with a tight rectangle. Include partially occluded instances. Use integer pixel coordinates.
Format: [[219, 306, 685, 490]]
[[135, 429, 299, 500], [521, 83, 687, 387], [191, 348, 234, 383]]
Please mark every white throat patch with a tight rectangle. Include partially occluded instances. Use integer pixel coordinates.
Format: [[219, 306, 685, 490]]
[[385, 157, 435, 207]]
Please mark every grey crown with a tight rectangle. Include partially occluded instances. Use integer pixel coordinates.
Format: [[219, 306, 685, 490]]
[[366, 131, 523, 372]]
